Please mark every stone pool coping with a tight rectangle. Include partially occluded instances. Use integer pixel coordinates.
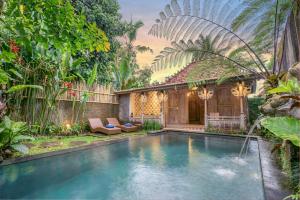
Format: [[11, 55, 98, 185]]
[[0, 130, 292, 200]]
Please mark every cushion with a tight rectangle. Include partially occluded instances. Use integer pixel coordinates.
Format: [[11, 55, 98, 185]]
[[124, 123, 133, 127], [106, 124, 115, 128]]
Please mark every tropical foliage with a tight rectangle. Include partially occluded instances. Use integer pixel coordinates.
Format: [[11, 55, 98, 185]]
[[71, 0, 127, 83], [261, 117, 300, 146], [151, 35, 229, 71], [232, 0, 293, 54], [268, 78, 300, 94], [0, 0, 110, 133], [143, 120, 162, 131], [112, 20, 153, 90], [0, 116, 34, 154], [148, 0, 270, 75], [148, 0, 295, 88]]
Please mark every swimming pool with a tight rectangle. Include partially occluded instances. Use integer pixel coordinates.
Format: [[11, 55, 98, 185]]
[[0, 133, 265, 200]]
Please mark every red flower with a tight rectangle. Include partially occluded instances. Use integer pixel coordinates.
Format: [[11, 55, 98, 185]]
[[63, 82, 72, 89], [9, 40, 20, 54], [69, 91, 76, 97]]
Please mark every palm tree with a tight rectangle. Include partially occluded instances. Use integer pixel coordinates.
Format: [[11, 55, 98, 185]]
[[112, 52, 133, 90], [125, 20, 153, 55], [112, 20, 153, 90]]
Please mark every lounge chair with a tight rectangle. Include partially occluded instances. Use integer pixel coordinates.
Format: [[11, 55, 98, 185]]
[[107, 118, 138, 132], [88, 118, 121, 135]]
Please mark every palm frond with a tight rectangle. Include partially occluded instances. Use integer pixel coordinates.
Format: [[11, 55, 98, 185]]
[[148, 0, 274, 76], [149, 0, 249, 46], [192, 0, 200, 16], [231, 0, 292, 52], [171, 0, 182, 15], [183, 0, 191, 15], [150, 36, 231, 71]]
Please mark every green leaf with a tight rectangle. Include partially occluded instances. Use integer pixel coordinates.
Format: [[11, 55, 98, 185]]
[[11, 144, 29, 154], [261, 117, 300, 146], [75, 73, 85, 82], [71, 58, 85, 68], [9, 69, 23, 80], [268, 78, 300, 94], [14, 135, 34, 142], [0, 69, 9, 84], [6, 85, 43, 93], [3, 116, 12, 129], [87, 64, 97, 87]]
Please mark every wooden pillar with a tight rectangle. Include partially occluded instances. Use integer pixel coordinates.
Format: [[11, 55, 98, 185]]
[[160, 101, 163, 126], [204, 99, 208, 128], [141, 99, 144, 124], [240, 96, 245, 130]]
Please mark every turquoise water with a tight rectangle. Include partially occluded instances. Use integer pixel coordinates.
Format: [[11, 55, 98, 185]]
[[0, 133, 265, 200]]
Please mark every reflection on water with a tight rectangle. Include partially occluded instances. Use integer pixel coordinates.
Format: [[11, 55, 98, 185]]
[[0, 133, 265, 200]]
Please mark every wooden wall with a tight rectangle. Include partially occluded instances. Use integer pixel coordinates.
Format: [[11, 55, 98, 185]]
[[165, 89, 189, 124], [166, 83, 248, 125], [207, 84, 246, 116]]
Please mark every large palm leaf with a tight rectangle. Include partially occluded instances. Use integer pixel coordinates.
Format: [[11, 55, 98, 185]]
[[232, 0, 293, 53], [148, 0, 270, 76], [151, 35, 229, 71], [149, 0, 249, 45]]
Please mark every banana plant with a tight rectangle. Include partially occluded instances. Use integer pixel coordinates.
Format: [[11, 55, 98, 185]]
[[261, 117, 300, 147]]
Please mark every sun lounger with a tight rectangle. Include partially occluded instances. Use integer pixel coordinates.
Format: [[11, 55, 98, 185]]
[[88, 118, 121, 135], [106, 118, 138, 132]]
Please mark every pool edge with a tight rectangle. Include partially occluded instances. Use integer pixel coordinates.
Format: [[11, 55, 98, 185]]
[[0, 136, 147, 166], [257, 138, 292, 200], [1, 130, 292, 200]]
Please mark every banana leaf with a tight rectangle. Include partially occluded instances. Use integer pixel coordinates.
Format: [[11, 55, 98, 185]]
[[261, 117, 300, 146]]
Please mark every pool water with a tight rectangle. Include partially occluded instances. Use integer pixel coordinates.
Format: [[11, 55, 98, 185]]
[[0, 133, 265, 200]]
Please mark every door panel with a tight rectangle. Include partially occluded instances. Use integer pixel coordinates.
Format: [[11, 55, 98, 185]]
[[188, 92, 204, 124], [168, 92, 179, 124]]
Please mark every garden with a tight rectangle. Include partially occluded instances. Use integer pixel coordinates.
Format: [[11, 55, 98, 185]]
[[0, 0, 299, 199]]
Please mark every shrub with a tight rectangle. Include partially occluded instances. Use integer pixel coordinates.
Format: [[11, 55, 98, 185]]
[[247, 97, 265, 125], [46, 124, 64, 135], [143, 120, 162, 131], [0, 116, 34, 154], [69, 123, 84, 135]]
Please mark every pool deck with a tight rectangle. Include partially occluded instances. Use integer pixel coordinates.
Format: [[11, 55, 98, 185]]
[[0, 130, 292, 200]]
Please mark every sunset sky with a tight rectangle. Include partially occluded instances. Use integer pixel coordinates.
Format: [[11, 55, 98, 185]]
[[119, 0, 179, 82]]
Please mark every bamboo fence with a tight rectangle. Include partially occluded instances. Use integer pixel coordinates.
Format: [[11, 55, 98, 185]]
[[58, 82, 118, 104]]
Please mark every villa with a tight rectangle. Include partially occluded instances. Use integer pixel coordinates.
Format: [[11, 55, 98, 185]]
[[0, 0, 298, 200], [117, 62, 258, 131]]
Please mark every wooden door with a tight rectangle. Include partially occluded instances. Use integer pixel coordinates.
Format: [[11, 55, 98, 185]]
[[216, 87, 233, 116], [167, 92, 179, 124], [188, 92, 204, 124]]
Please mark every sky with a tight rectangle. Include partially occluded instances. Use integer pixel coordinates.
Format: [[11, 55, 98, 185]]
[[118, 0, 248, 83], [118, 0, 180, 82]]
